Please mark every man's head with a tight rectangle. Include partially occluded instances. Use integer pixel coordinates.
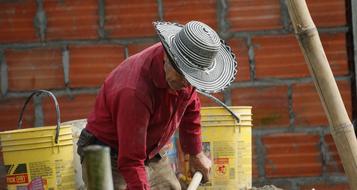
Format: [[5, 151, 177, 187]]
[[163, 53, 189, 90], [154, 21, 237, 93]]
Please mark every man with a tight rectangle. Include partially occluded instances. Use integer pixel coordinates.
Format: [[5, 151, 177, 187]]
[[77, 21, 237, 190]]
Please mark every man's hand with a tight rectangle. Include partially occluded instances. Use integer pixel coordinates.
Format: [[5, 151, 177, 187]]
[[189, 151, 212, 183]]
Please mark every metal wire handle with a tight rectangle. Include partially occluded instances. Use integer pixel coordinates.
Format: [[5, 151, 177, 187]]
[[17, 90, 61, 144], [196, 90, 241, 125]]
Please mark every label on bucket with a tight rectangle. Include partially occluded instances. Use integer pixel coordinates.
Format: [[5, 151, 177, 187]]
[[5, 159, 74, 190], [6, 163, 29, 185], [210, 141, 237, 181], [29, 161, 53, 179], [214, 158, 230, 178], [6, 174, 29, 185]]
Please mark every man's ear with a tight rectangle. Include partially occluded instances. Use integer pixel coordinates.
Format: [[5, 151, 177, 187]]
[[163, 57, 170, 73]]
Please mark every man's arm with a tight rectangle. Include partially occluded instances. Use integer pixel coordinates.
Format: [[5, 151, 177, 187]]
[[115, 89, 151, 190], [179, 92, 212, 182], [179, 93, 202, 155]]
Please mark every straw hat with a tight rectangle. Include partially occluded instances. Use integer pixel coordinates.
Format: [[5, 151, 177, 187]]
[[153, 21, 237, 93]]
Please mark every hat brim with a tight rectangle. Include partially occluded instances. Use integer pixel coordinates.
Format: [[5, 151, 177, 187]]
[[154, 21, 238, 93]]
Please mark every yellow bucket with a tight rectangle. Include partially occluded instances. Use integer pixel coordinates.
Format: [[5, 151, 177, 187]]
[[0, 90, 75, 190], [199, 106, 252, 190]]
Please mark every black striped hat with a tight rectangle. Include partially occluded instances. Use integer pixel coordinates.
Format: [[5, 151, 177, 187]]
[[153, 21, 237, 93]]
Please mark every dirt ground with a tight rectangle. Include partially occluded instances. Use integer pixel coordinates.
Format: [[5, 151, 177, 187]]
[[250, 185, 283, 190]]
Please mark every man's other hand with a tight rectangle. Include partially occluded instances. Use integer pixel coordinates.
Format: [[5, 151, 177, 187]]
[[189, 151, 212, 183]]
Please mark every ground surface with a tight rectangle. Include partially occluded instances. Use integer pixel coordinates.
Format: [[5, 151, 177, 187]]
[[251, 185, 283, 190]]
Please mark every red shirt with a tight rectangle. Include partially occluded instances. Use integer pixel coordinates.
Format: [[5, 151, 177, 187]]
[[86, 43, 202, 189]]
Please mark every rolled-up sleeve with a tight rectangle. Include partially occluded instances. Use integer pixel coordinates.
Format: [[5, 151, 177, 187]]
[[115, 88, 151, 190], [179, 93, 202, 155]]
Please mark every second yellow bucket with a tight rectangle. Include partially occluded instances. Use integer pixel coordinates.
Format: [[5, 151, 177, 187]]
[[0, 90, 75, 190]]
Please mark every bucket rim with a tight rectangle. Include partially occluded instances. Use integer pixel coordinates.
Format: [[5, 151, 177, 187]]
[[0, 125, 72, 135]]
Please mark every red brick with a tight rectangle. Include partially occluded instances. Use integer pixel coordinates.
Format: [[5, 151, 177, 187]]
[[262, 133, 323, 178], [163, 0, 217, 30], [263, 133, 320, 144], [254, 33, 349, 79], [44, 0, 98, 40], [307, 0, 346, 27], [0, 98, 34, 132], [254, 35, 305, 78], [227, 38, 250, 81], [105, 0, 158, 38], [5, 48, 64, 91], [293, 80, 352, 126], [69, 44, 125, 88], [227, 0, 282, 32], [266, 143, 320, 155], [0, 0, 38, 43], [198, 93, 224, 107], [300, 183, 350, 190], [320, 33, 349, 75], [43, 94, 96, 125], [127, 42, 156, 57], [324, 134, 345, 174], [231, 86, 289, 127]]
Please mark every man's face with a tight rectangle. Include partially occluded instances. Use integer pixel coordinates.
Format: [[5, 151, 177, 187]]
[[163, 54, 190, 90]]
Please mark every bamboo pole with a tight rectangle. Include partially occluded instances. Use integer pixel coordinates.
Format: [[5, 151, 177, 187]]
[[286, 0, 357, 189], [83, 145, 114, 190]]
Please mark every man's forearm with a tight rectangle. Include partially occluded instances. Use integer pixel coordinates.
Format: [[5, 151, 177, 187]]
[[119, 165, 150, 190]]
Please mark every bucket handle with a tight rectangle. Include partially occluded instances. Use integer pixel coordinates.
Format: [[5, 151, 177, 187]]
[[196, 90, 241, 130], [17, 90, 61, 144]]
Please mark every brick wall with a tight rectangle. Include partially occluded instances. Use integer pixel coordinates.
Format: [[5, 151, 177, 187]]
[[0, 0, 355, 189]]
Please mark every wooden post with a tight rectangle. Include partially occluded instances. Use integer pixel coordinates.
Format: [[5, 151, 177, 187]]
[[286, 0, 357, 189], [83, 145, 114, 190]]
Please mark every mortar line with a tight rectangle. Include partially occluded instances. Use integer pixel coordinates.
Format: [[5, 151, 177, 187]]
[[0, 50, 8, 96], [279, 0, 291, 31], [62, 46, 70, 86], [156, 0, 164, 21], [124, 47, 129, 59], [217, 0, 228, 34], [34, 94, 44, 127], [246, 36, 256, 81], [254, 135, 266, 178], [230, 26, 349, 38], [287, 84, 295, 131], [290, 182, 298, 190], [98, 0, 106, 39], [35, 0, 46, 42], [252, 126, 329, 136], [320, 129, 330, 178], [230, 75, 352, 88], [64, 87, 74, 100], [1, 88, 99, 100]]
